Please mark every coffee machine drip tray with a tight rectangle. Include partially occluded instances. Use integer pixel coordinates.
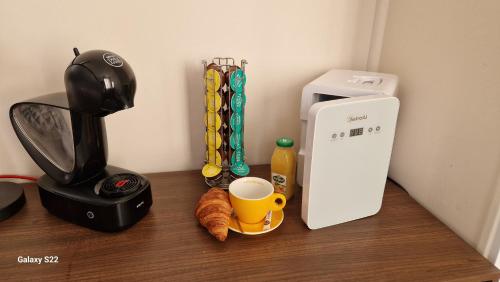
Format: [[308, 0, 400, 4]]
[[38, 166, 152, 232]]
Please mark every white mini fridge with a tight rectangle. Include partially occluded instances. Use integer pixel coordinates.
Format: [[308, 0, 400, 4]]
[[298, 69, 400, 229]]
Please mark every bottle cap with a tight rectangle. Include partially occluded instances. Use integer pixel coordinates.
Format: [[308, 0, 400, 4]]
[[276, 137, 294, 147]]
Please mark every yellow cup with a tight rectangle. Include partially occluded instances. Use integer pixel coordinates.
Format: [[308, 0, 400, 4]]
[[229, 177, 286, 224]]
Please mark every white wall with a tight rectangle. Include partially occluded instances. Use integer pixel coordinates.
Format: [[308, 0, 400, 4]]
[[379, 0, 500, 258], [0, 0, 377, 175]]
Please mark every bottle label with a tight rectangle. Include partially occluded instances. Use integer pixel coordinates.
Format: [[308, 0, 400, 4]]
[[272, 173, 287, 194]]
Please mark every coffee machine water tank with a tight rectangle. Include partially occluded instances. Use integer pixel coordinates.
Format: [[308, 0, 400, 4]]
[[299, 69, 399, 229]]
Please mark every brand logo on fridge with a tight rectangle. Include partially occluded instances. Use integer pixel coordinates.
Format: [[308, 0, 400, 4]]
[[347, 114, 368, 122], [103, 53, 123, 67]]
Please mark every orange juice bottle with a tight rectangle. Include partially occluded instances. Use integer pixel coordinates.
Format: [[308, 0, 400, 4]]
[[271, 137, 296, 200]]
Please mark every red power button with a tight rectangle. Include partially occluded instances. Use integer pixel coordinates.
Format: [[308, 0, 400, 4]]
[[115, 179, 129, 188]]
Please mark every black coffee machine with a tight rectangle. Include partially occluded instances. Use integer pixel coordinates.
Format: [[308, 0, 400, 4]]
[[9, 48, 152, 232]]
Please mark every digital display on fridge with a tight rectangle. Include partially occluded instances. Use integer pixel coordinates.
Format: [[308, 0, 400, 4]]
[[350, 128, 363, 137]]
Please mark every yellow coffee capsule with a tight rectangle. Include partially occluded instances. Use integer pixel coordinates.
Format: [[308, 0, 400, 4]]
[[205, 69, 221, 92], [204, 112, 221, 131], [206, 91, 221, 112], [205, 150, 222, 166], [205, 130, 222, 149], [202, 163, 222, 178]]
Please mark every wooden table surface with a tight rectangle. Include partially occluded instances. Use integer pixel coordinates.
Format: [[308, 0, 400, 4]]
[[1, 165, 498, 281]]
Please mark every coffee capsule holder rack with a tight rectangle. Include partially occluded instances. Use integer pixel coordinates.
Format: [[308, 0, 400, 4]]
[[202, 57, 249, 188]]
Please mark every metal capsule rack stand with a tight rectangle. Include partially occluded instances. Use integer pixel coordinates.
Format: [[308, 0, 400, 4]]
[[202, 57, 249, 188]]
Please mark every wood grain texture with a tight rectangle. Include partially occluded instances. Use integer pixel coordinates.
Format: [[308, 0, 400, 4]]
[[0, 165, 498, 281]]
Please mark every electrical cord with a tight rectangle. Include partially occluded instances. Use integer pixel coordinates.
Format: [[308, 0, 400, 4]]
[[0, 175, 38, 182]]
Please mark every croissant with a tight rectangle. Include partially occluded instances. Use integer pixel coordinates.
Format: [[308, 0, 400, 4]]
[[195, 188, 233, 241]]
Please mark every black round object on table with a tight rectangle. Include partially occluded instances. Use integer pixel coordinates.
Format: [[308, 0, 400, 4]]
[[0, 182, 26, 221]]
